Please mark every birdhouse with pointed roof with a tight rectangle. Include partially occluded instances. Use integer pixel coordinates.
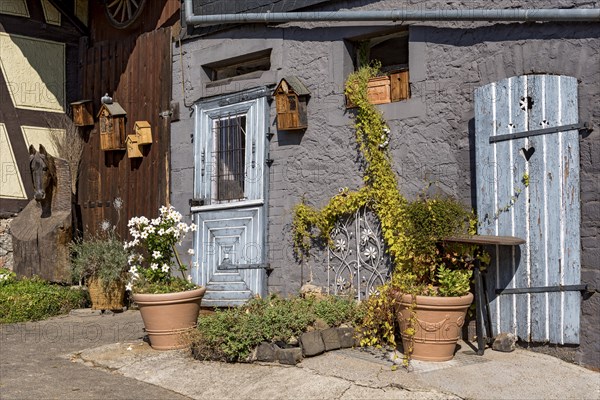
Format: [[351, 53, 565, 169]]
[[70, 100, 94, 126], [274, 76, 310, 130], [134, 121, 152, 145], [126, 134, 143, 158], [98, 102, 127, 151]]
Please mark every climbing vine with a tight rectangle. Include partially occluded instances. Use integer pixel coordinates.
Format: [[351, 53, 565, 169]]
[[292, 63, 409, 269], [292, 65, 481, 366]]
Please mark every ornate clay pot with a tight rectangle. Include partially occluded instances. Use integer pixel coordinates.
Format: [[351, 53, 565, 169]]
[[397, 292, 473, 362], [133, 287, 207, 350]]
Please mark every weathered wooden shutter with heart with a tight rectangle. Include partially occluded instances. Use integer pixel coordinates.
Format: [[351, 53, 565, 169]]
[[474, 75, 581, 344]]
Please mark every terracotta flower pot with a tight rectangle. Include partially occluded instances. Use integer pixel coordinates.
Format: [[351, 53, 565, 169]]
[[133, 287, 207, 350], [397, 292, 473, 361]]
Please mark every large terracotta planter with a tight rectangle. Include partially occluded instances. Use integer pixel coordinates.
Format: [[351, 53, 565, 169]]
[[133, 287, 207, 350], [397, 292, 473, 361]]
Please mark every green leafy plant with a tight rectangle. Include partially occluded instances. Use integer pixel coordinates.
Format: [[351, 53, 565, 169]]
[[0, 270, 88, 323], [125, 205, 198, 294], [70, 228, 129, 289], [292, 65, 487, 365], [192, 295, 361, 362]]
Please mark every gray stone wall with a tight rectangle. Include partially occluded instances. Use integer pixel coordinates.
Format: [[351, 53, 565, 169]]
[[0, 217, 14, 270], [172, 0, 599, 368]]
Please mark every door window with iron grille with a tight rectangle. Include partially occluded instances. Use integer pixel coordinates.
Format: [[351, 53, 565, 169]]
[[212, 114, 246, 202], [194, 92, 266, 206]]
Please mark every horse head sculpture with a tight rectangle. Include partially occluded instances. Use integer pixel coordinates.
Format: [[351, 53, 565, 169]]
[[28, 144, 56, 202]]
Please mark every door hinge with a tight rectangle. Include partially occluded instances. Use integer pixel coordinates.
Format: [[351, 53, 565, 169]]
[[489, 122, 591, 144], [218, 262, 272, 271], [496, 284, 596, 295]]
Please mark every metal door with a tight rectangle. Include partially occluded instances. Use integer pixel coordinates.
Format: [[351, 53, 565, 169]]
[[475, 74, 581, 344], [191, 88, 269, 307]]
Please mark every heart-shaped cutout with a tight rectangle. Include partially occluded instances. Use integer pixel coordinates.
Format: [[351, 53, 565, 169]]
[[521, 146, 535, 161]]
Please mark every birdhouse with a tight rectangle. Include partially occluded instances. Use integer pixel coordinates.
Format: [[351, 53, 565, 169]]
[[274, 76, 310, 130], [126, 135, 143, 158], [70, 100, 94, 126], [134, 121, 152, 145], [97, 102, 127, 151]]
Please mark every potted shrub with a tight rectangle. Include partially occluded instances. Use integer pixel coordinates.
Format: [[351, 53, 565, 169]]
[[391, 194, 478, 362], [125, 205, 206, 350], [70, 228, 128, 311]]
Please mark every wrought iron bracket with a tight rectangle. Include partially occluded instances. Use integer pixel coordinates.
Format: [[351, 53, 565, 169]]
[[489, 122, 591, 143]]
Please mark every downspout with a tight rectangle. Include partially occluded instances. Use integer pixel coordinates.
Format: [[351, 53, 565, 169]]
[[184, 0, 600, 26]]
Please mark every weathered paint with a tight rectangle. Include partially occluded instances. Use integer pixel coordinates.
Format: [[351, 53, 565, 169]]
[[20, 125, 65, 156], [0, 123, 26, 199], [0, 33, 65, 112], [0, 0, 29, 17], [475, 74, 581, 344], [192, 93, 268, 306]]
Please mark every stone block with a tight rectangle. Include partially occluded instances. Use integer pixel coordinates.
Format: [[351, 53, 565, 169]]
[[256, 342, 279, 362], [277, 347, 303, 365], [492, 332, 517, 352], [337, 327, 355, 348], [321, 328, 341, 351], [300, 331, 325, 357]]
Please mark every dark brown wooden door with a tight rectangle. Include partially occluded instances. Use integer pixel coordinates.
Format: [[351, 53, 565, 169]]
[[78, 28, 172, 238]]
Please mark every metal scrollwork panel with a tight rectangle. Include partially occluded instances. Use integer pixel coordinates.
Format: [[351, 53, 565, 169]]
[[327, 208, 393, 300]]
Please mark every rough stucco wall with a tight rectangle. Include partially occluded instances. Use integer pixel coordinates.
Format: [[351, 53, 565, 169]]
[[172, 0, 599, 368]]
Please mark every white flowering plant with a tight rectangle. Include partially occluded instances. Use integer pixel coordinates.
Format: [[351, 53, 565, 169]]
[[125, 205, 199, 294]]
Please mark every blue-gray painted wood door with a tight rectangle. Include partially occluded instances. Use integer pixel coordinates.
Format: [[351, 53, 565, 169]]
[[475, 75, 581, 344], [191, 90, 269, 307]]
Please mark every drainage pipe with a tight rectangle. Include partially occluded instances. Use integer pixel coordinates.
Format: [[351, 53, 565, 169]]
[[184, 1, 600, 26]]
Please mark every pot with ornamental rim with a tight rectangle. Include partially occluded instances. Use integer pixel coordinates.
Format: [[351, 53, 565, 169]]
[[397, 292, 473, 362], [133, 287, 207, 350]]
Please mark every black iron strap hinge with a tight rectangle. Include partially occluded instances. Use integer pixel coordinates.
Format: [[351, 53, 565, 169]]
[[218, 262, 272, 271], [496, 284, 597, 296], [489, 122, 592, 144]]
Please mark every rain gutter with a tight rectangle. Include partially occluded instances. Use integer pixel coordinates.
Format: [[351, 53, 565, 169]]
[[184, 1, 600, 26]]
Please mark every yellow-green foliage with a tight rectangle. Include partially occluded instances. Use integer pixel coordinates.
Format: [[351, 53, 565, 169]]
[[292, 64, 409, 269]]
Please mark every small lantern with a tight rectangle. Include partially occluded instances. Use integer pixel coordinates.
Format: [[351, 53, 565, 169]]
[[97, 102, 127, 151], [134, 121, 152, 144], [126, 135, 143, 158], [70, 100, 94, 126], [274, 76, 310, 130]]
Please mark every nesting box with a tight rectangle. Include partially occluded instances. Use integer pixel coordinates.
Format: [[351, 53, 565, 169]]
[[97, 102, 127, 151], [274, 76, 310, 130], [70, 100, 94, 126], [134, 121, 152, 144], [126, 135, 143, 158]]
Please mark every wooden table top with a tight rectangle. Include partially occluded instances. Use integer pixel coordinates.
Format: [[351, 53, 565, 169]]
[[444, 235, 526, 246]]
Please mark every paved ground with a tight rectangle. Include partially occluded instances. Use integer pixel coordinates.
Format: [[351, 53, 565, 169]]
[[1, 310, 599, 400]]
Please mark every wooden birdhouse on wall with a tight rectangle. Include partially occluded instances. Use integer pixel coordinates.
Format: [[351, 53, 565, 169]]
[[274, 76, 310, 131], [126, 135, 143, 158], [70, 100, 94, 126], [134, 121, 152, 144], [98, 102, 127, 151]]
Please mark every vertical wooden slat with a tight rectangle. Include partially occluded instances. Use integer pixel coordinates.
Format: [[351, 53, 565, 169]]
[[558, 76, 581, 344], [527, 75, 548, 342], [508, 76, 530, 341], [493, 78, 517, 335]]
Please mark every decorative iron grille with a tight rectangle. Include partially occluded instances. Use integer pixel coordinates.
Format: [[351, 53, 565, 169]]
[[327, 208, 393, 300], [213, 115, 246, 201]]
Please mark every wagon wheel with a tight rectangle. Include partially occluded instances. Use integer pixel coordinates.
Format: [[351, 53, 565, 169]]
[[104, 0, 146, 29]]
